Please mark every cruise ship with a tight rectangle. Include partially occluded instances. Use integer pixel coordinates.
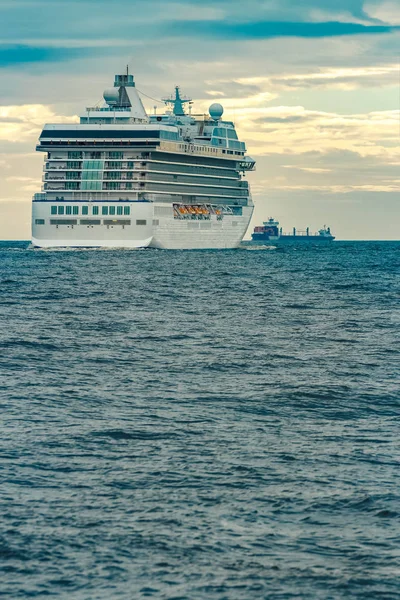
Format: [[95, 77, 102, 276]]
[[32, 69, 255, 249]]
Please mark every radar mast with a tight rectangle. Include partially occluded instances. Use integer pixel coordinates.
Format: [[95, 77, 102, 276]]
[[162, 86, 192, 116]]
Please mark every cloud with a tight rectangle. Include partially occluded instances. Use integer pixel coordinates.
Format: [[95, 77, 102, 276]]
[[0, 104, 78, 142], [166, 20, 397, 40], [261, 183, 400, 192], [282, 166, 332, 173], [204, 81, 263, 99], [232, 105, 400, 160], [267, 65, 399, 89], [0, 0, 399, 240], [365, 1, 400, 24], [249, 147, 400, 201], [0, 45, 99, 67]]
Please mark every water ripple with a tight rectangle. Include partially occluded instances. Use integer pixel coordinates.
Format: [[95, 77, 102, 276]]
[[0, 241, 399, 599]]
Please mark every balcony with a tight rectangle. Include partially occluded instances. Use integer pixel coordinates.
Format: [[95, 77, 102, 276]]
[[44, 175, 66, 181], [45, 184, 66, 191], [104, 163, 136, 170], [103, 176, 135, 182], [44, 164, 67, 171]]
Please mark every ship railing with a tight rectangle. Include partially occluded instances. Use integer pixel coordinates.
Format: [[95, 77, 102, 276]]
[[47, 191, 141, 202], [281, 231, 320, 237]]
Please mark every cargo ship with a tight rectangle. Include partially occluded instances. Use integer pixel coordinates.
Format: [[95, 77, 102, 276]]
[[244, 217, 335, 244]]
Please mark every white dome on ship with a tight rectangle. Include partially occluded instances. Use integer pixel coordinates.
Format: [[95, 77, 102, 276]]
[[209, 103, 224, 120], [103, 88, 120, 105]]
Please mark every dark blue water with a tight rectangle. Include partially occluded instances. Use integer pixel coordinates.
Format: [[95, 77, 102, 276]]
[[1, 241, 399, 599]]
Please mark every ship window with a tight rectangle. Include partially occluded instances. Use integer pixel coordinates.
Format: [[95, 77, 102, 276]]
[[50, 219, 77, 226], [82, 166, 102, 178], [58, 206, 65, 215], [108, 151, 123, 159], [65, 182, 79, 190], [82, 181, 102, 191], [66, 206, 72, 215], [73, 206, 79, 215], [82, 206, 88, 215], [51, 206, 57, 215], [102, 206, 108, 215], [227, 129, 238, 140], [68, 151, 82, 159], [136, 219, 146, 225], [231, 206, 242, 216], [123, 206, 130, 216], [88, 152, 102, 159], [160, 130, 179, 141], [81, 219, 100, 225], [127, 161, 134, 168], [109, 206, 116, 215], [66, 171, 80, 180], [35, 219, 45, 225], [213, 127, 227, 137], [117, 206, 123, 215], [92, 206, 99, 215]]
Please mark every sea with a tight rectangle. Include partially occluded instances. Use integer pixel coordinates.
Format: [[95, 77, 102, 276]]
[[1, 240, 399, 600]]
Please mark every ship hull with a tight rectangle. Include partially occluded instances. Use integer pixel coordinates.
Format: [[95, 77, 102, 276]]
[[32, 201, 253, 250], [243, 235, 335, 246]]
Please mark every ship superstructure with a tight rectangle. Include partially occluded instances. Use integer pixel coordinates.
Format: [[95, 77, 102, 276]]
[[32, 70, 255, 249]]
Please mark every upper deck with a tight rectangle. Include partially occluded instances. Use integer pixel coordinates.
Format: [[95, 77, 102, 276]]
[[36, 70, 255, 171]]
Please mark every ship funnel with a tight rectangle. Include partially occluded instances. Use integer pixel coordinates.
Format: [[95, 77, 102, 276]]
[[110, 69, 148, 121]]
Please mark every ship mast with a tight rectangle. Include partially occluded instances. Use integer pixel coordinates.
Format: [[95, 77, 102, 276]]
[[162, 86, 192, 116]]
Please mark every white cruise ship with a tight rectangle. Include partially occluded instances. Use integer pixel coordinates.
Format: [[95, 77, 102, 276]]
[[32, 70, 255, 249]]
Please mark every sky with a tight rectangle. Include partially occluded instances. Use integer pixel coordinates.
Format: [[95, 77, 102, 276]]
[[0, 0, 399, 240]]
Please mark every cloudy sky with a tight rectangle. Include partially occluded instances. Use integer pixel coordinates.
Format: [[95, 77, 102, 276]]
[[0, 0, 399, 239]]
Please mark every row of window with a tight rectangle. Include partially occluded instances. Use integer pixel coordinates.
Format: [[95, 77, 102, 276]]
[[212, 127, 239, 140], [45, 182, 141, 191], [35, 218, 147, 226], [160, 130, 179, 141], [175, 143, 245, 157], [50, 205, 131, 216], [211, 138, 246, 151], [80, 117, 131, 124], [46, 161, 136, 170], [49, 151, 126, 160]]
